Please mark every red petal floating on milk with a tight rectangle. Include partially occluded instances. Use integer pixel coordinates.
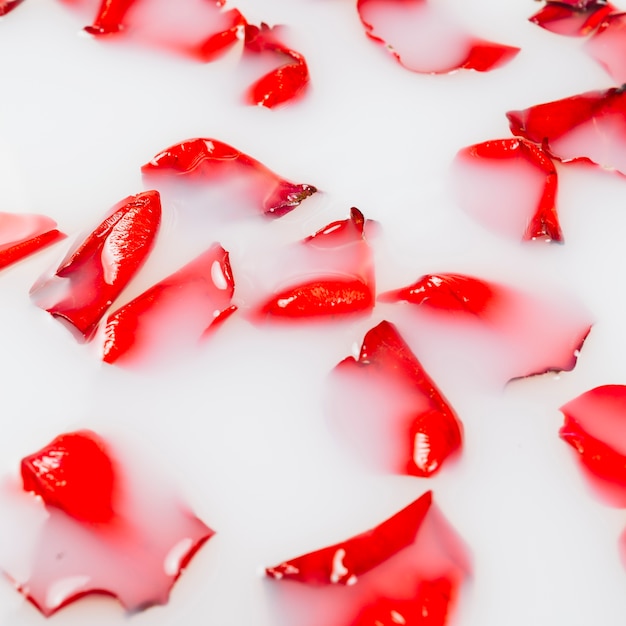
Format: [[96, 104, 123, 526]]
[[585, 12, 626, 83], [529, 0, 616, 36], [328, 320, 463, 477], [357, 0, 519, 73]]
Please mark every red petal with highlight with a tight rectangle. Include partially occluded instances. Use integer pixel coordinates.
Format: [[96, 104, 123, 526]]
[[30, 190, 161, 340], [102, 243, 237, 365], [529, 1, 615, 36], [142, 138, 317, 218], [452, 138, 562, 242], [0, 212, 66, 270], [560, 385, 626, 506], [329, 320, 462, 477], [507, 86, 626, 174], [357, 0, 519, 74], [266, 491, 470, 626]]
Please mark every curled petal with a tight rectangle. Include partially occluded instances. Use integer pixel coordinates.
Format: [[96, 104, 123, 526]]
[[266, 491, 470, 626], [328, 320, 462, 477], [507, 86, 626, 174], [357, 0, 519, 74], [30, 190, 161, 340], [102, 244, 237, 365], [452, 138, 562, 243], [142, 138, 317, 218], [529, 1, 616, 36], [0, 212, 66, 270]]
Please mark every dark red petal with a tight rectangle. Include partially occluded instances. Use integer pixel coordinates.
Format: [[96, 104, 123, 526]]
[[0, 212, 66, 269], [585, 12, 626, 83], [529, 1, 615, 36], [329, 321, 462, 477], [560, 385, 626, 506], [0, 0, 25, 16], [506, 86, 626, 174], [380, 273, 592, 384], [30, 190, 161, 340], [21, 430, 116, 523], [357, 0, 519, 74], [102, 243, 237, 365], [243, 23, 310, 108], [142, 138, 317, 218], [266, 491, 470, 626], [7, 431, 214, 616], [451, 138, 562, 243]]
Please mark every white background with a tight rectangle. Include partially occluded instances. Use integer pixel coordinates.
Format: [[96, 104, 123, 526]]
[[1, 0, 626, 624]]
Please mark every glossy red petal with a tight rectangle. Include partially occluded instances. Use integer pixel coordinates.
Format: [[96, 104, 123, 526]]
[[266, 491, 470, 626], [255, 208, 375, 321], [560, 385, 626, 506], [507, 86, 626, 174], [30, 190, 161, 340], [357, 0, 519, 74], [0, 212, 66, 269], [585, 12, 626, 83], [379, 273, 592, 384], [451, 138, 562, 243], [243, 23, 310, 108], [529, 1, 615, 36], [2, 431, 214, 616], [83, 0, 245, 61], [102, 243, 237, 365], [142, 138, 317, 218], [328, 321, 462, 477], [0, 0, 25, 16]]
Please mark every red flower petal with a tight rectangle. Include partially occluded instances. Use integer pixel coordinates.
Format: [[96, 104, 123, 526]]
[[266, 491, 470, 626], [30, 190, 161, 340], [102, 243, 237, 365], [0, 212, 66, 270], [357, 0, 519, 74], [452, 138, 562, 243], [142, 138, 317, 218], [83, 0, 246, 62], [585, 12, 626, 83], [255, 208, 375, 321], [243, 23, 310, 108], [328, 320, 462, 477], [528, 1, 616, 36], [379, 273, 592, 384], [507, 86, 626, 174], [3, 430, 214, 616], [560, 385, 626, 506], [0, 0, 25, 16]]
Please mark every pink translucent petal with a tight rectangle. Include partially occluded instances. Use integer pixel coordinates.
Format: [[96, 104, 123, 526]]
[[560, 385, 626, 506], [327, 320, 463, 477], [585, 12, 626, 83], [0, 212, 66, 269], [253, 208, 376, 321], [101, 243, 237, 366], [265, 491, 470, 626], [507, 86, 626, 174], [142, 138, 317, 219], [243, 23, 310, 108], [0, 431, 214, 616], [83, 0, 246, 61], [379, 273, 592, 385], [357, 0, 519, 74], [529, 1, 616, 36], [452, 138, 562, 243]]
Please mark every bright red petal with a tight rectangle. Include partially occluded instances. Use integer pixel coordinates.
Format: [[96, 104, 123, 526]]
[[142, 138, 317, 218], [0, 212, 66, 269], [560, 385, 626, 506], [0, 0, 25, 16], [357, 0, 519, 74], [266, 491, 470, 626], [328, 321, 462, 477], [529, 1, 616, 36], [102, 243, 237, 365], [507, 86, 626, 174], [30, 190, 161, 340], [451, 138, 562, 242]]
